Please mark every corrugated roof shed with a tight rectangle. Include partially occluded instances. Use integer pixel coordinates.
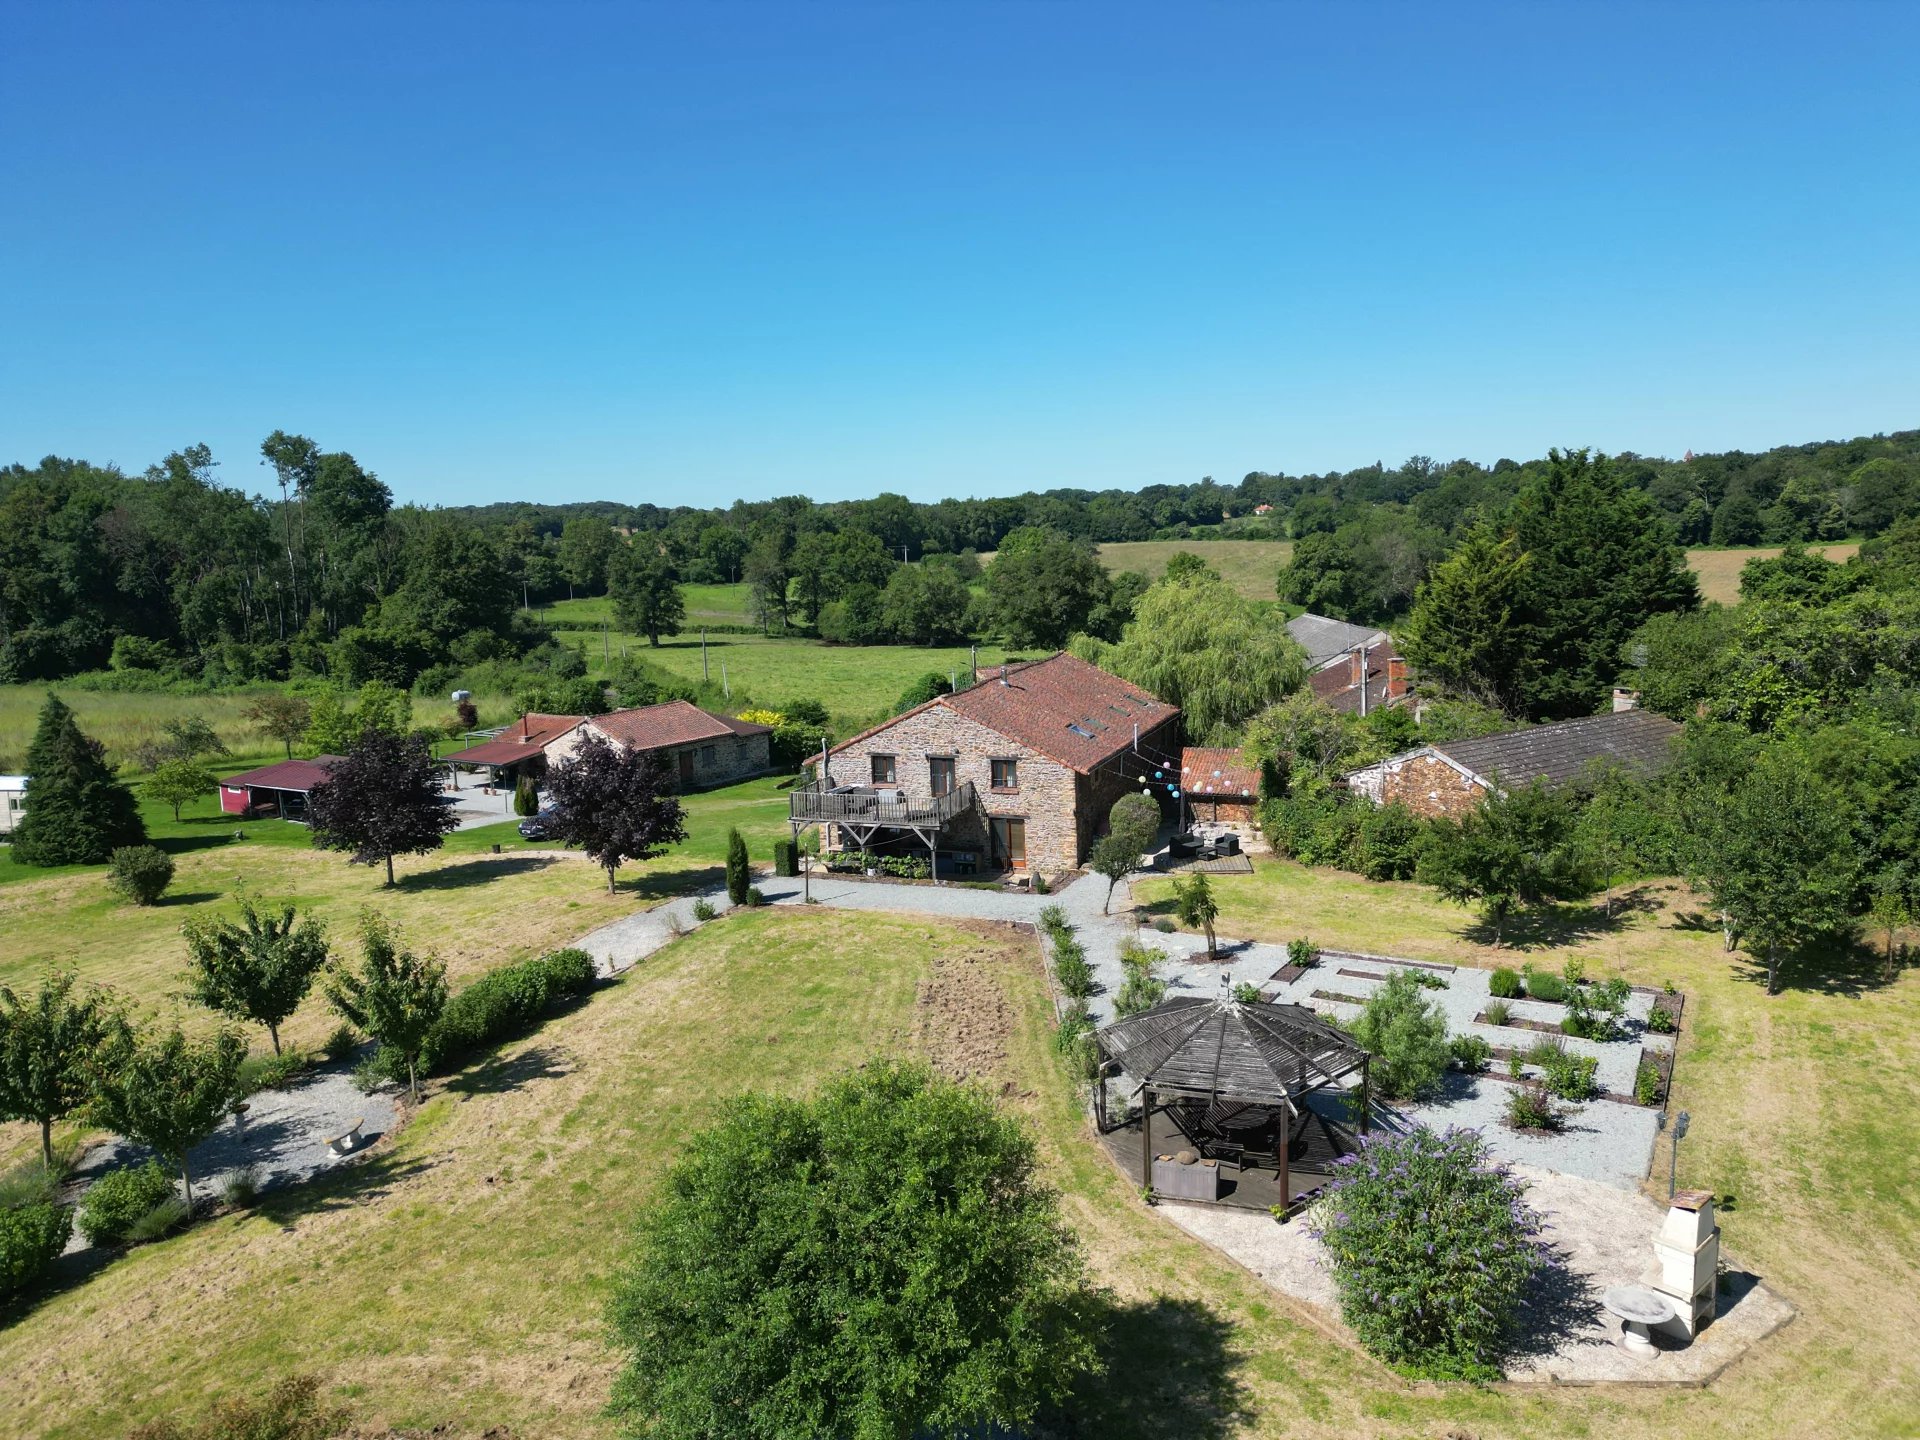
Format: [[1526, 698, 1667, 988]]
[[223, 756, 347, 792]]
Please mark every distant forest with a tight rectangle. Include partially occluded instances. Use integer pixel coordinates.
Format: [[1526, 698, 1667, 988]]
[[2, 425, 1915, 689]]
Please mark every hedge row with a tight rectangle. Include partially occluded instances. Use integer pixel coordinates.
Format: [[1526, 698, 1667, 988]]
[[418, 948, 598, 1073]]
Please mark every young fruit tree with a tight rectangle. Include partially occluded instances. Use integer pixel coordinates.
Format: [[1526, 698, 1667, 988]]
[[9, 694, 146, 867], [607, 1061, 1101, 1440], [182, 895, 332, 1056], [324, 914, 448, 1103], [143, 758, 220, 822], [543, 731, 688, 894], [0, 970, 121, 1167], [242, 691, 313, 761], [87, 1025, 248, 1208], [1415, 781, 1593, 944], [307, 727, 460, 887], [1693, 758, 1859, 995], [1173, 872, 1220, 958]]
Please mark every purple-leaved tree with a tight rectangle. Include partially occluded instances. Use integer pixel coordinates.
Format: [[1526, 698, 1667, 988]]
[[307, 727, 460, 887], [545, 731, 688, 893]]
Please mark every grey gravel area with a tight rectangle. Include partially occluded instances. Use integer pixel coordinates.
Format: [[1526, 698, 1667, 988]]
[[67, 1063, 397, 1248], [1155, 1163, 1793, 1383]]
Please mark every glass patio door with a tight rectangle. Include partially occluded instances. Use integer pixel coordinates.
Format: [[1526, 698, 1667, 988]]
[[990, 817, 1026, 869]]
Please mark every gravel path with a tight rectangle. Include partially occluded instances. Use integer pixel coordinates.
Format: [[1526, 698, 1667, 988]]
[[69, 1063, 397, 1247]]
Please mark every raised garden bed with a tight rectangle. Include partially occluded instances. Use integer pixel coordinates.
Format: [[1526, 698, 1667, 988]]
[[1336, 967, 1390, 983], [1309, 989, 1369, 1006], [1474, 1010, 1567, 1034], [1321, 948, 1455, 974], [1267, 962, 1310, 984]]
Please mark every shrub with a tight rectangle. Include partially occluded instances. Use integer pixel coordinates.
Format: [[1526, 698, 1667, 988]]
[[107, 845, 176, 906], [1152, 917, 1176, 934], [1484, 999, 1513, 1026], [691, 898, 718, 922], [744, 886, 767, 907], [1646, 1001, 1679, 1035], [1521, 966, 1567, 1003], [1506, 1053, 1525, 1079], [1409, 970, 1449, 990], [0, 1156, 68, 1211], [1052, 938, 1095, 1001], [419, 947, 597, 1072], [1032, 873, 1050, 895], [1506, 1083, 1564, 1132], [125, 1373, 352, 1440], [877, 855, 930, 880], [513, 775, 539, 817], [1634, 1058, 1664, 1106], [1348, 972, 1450, 1101], [1113, 941, 1167, 1017], [239, 1048, 312, 1094], [221, 1164, 264, 1209], [1287, 937, 1321, 970], [1308, 1127, 1547, 1379], [1562, 957, 1587, 987], [1053, 1003, 1099, 1081], [321, 1022, 361, 1063], [1233, 981, 1263, 1004], [725, 827, 750, 905], [1526, 1040, 1598, 1101], [1448, 1034, 1493, 1073], [1356, 801, 1425, 881], [1562, 977, 1631, 1041], [0, 1201, 71, 1299], [1037, 904, 1070, 938], [772, 837, 798, 877], [80, 1160, 179, 1246], [1488, 966, 1524, 999]]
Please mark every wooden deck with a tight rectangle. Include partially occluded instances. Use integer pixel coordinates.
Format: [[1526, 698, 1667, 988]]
[[1156, 852, 1255, 876]]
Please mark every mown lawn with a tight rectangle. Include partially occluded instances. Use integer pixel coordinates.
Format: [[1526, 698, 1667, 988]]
[[1095, 538, 1294, 600], [3, 883, 1916, 1439]]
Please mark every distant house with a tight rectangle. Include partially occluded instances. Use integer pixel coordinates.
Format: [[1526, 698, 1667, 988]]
[[1253, 503, 1273, 516], [800, 652, 1181, 876], [1285, 613, 1390, 673], [548, 700, 775, 792], [218, 756, 346, 823], [1178, 747, 1259, 826], [1343, 708, 1683, 820], [0, 775, 25, 837], [442, 713, 589, 788], [1308, 637, 1412, 716]]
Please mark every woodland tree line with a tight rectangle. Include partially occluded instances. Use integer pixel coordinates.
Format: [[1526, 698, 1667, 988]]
[[4, 426, 1915, 690]]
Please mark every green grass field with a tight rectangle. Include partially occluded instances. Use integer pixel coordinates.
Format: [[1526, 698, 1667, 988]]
[[2, 864, 1915, 1437], [1095, 538, 1294, 599]]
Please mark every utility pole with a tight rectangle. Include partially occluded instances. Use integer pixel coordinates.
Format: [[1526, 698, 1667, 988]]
[[702, 627, 709, 682]]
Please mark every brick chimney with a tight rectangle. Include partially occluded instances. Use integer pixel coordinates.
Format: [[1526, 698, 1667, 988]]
[[1612, 687, 1641, 713], [1349, 646, 1367, 688], [1386, 655, 1408, 699]]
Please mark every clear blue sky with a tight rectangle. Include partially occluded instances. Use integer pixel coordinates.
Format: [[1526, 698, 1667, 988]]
[[3, 2, 1916, 508]]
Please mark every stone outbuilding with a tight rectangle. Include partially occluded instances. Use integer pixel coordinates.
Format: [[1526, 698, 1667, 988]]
[[795, 652, 1181, 878], [548, 700, 776, 792], [1342, 707, 1684, 820]]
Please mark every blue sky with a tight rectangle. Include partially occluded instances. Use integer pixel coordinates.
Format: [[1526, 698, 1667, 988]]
[[2, 2, 1916, 507]]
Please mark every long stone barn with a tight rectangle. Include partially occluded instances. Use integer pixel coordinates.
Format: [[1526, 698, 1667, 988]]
[[794, 652, 1181, 880]]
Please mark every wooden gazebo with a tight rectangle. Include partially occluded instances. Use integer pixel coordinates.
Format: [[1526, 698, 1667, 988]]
[[1095, 993, 1371, 1207]]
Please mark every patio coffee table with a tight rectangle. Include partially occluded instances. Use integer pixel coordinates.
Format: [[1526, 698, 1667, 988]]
[[1602, 1285, 1676, 1355]]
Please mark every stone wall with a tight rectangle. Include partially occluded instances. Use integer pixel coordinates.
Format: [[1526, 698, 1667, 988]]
[[1369, 751, 1488, 819], [828, 704, 1083, 874], [544, 725, 773, 793]]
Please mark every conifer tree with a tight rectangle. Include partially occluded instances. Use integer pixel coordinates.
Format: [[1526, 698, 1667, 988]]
[[10, 694, 146, 866]]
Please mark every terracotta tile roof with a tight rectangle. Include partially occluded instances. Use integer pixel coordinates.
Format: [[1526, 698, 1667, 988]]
[[1431, 709, 1683, 789], [222, 756, 346, 793], [588, 700, 773, 753], [832, 652, 1179, 775], [443, 713, 587, 766], [1180, 747, 1259, 800], [1307, 638, 1408, 715]]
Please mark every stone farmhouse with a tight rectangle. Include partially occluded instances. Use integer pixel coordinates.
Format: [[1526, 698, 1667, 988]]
[[548, 700, 776, 792], [1342, 705, 1683, 820], [797, 652, 1181, 877]]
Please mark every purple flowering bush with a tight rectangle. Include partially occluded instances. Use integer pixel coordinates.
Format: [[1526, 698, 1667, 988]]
[[1308, 1126, 1546, 1380]]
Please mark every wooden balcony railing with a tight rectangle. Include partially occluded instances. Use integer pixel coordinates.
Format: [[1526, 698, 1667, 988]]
[[789, 779, 977, 829]]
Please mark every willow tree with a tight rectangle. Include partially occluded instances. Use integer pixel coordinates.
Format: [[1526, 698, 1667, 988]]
[[1075, 570, 1305, 742]]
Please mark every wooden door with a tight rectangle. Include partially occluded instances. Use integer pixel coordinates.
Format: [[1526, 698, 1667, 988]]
[[990, 817, 1026, 869], [677, 750, 695, 785]]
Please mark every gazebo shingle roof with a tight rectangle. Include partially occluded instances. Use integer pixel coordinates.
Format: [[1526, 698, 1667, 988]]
[[1097, 995, 1369, 1101]]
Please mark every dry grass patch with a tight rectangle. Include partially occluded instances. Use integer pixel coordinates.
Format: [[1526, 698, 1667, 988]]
[[1685, 543, 1860, 606]]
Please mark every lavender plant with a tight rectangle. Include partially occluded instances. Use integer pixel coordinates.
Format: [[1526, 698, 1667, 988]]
[[1308, 1126, 1549, 1380]]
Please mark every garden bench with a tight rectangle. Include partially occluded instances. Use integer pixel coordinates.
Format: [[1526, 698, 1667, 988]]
[[326, 1119, 364, 1155]]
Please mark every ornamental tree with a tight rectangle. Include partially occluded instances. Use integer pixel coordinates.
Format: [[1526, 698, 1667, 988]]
[[144, 758, 219, 822], [1173, 872, 1220, 958], [1415, 781, 1593, 944], [242, 692, 312, 760], [544, 731, 688, 894], [607, 1061, 1101, 1440], [9, 694, 146, 867], [182, 895, 331, 1055], [307, 727, 459, 887], [88, 1024, 248, 1208], [324, 913, 447, 1103], [0, 970, 121, 1166], [1309, 1126, 1548, 1380]]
